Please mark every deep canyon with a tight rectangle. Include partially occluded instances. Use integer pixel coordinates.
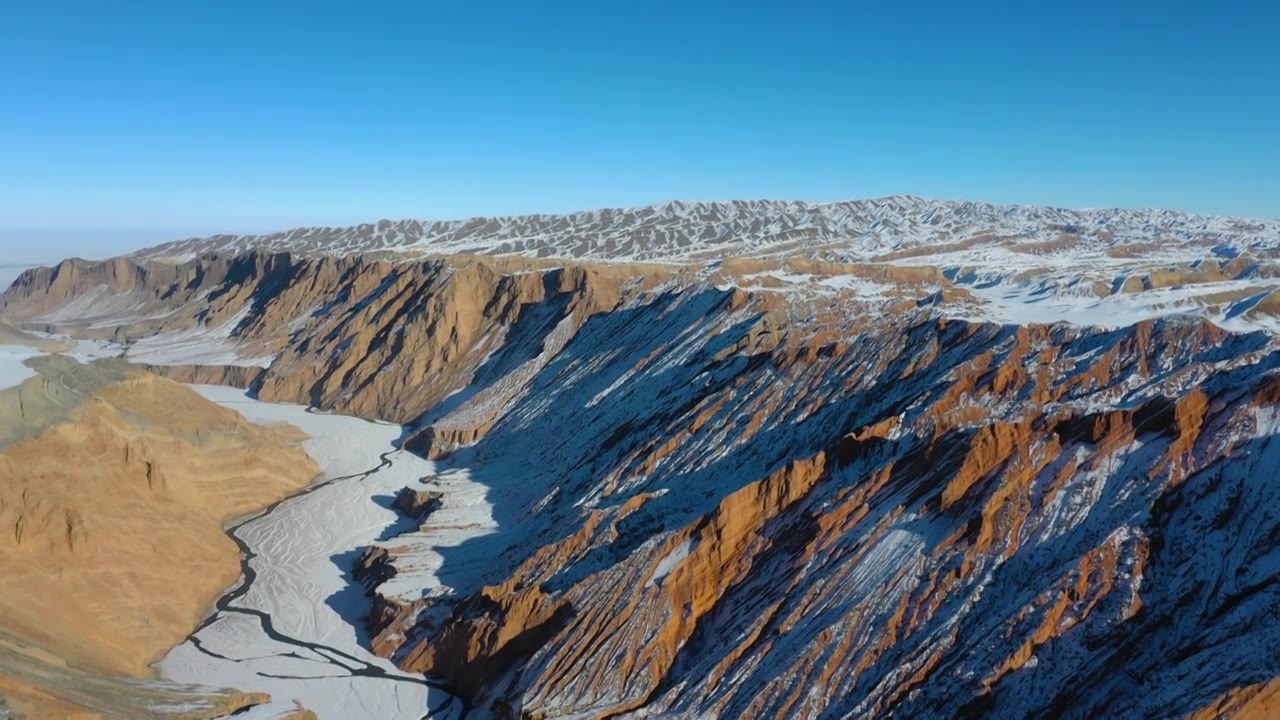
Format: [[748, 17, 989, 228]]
[[1, 198, 1279, 719]]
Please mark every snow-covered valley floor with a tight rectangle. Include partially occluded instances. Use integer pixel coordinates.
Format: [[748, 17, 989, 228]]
[[0, 338, 120, 390], [0, 344, 41, 389], [155, 385, 470, 720]]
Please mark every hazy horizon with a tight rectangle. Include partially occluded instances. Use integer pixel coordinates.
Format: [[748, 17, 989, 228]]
[[4, 189, 1280, 269]]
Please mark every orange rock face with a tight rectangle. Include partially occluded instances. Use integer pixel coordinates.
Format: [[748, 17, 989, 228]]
[[5, 251, 1280, 719], [0, 360, 318, 685]]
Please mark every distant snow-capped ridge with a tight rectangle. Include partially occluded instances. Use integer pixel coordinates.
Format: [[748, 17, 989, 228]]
[[135, 196, 1280, 264]]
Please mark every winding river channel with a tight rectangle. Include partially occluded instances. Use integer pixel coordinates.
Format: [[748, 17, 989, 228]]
[[155, 385, 466, 720]]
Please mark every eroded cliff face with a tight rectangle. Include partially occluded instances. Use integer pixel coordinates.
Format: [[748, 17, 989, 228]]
[[386, 313, 1280, 720], [4, 252, 1279, 719], [3, 253, 679, 422]]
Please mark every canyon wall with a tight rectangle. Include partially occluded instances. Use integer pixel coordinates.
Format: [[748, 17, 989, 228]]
[[4, 252, 1279, 718]]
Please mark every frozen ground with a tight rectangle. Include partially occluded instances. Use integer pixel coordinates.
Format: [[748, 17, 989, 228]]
[[947, 275, 1280, 333], [0, 338, 119, 390], [126, 306, 276, 367], [365, 465, 500, 604], [0, 344, 41, 389], [155, 385, 467, 720]]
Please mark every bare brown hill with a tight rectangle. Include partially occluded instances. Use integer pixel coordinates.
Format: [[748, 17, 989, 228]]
[[0, 356, 319, 717]]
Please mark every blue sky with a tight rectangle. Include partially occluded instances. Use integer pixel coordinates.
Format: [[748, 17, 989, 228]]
[[0, 1, 1276, 258]]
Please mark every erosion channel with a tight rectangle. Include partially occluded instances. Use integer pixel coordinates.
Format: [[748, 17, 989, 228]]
[[157, 385, 469, 720]]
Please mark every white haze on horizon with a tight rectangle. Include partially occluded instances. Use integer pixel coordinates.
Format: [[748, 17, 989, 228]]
[[0, 227, 203, 291]]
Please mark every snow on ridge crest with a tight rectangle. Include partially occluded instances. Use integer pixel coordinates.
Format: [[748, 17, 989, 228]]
[[133, 196, 1280, 266]]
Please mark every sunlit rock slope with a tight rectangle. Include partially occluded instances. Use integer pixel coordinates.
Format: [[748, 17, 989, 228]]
[[0, 354, 318, 717], [3, 197, 1279, 718]]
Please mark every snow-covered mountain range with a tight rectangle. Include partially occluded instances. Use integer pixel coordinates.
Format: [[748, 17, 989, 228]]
[[124, 197, 1280, 336], [138, 196, 1280, 264]]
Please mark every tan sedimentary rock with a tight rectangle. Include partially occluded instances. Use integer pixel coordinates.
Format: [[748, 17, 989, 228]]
[[0, 646, 274, 720], [371, 313, 1280, 718], [141, 363, 267, 388], [1190, 677, 1280, 720], [0, 359, 318, 682], [5, 248, 1280, 718], [393, 486, 443, 520], [277, 702, 321, 720]]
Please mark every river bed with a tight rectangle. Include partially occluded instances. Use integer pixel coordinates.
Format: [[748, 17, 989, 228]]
[[155, 385, 465, 720]]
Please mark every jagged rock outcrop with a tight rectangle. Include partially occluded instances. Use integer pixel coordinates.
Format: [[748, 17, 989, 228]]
[[359, 308, 1280, 719], [394, 486, 444, 521], [142, 362, 267, 388], [4, 252, 680, 423]]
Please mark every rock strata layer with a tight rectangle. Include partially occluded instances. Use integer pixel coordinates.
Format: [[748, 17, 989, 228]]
[[0, 356, 318, 717], [4, 245, 1280, 719]]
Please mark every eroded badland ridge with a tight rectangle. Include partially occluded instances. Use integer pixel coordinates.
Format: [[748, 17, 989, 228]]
[[3, 198, 1280, 719], [0, 352, 319, 718]]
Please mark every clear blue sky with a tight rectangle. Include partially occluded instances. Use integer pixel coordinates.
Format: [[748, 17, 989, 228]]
[[0, 1, 1276, 257]]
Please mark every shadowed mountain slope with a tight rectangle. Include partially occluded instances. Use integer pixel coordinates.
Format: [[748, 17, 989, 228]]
[[3, 198, 1279, 718]]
